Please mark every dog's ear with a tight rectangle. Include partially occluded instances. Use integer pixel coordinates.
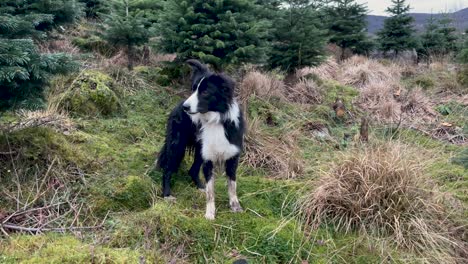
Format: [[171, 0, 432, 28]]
[[186, 59, 209, 76]]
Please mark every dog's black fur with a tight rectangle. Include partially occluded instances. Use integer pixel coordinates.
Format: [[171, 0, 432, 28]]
[[157, 60, 245, 217]]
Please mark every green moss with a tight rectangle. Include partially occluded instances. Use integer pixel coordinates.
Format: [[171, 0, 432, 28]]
[[0, 127, 88, 170], [93, 175, 155, 214], [321, 81, 359, 107], [56, 70, 121, 117], [0, 234, 149, 263]]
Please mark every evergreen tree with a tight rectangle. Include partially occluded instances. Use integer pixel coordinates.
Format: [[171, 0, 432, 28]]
[[158, 0, 269, 70], [100, 0, 151, 70], [0, 0, 79, 109], [269, 0, 327, 73], [377, 0, 416, 56], [437, 14, 458, 55], [324, 0, 370, 60], [419, 14, 445, 59], [79, 0, 110, 18], [458, 29, 468, 64]]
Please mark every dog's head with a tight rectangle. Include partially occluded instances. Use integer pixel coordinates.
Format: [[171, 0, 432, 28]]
[[183, 60, 234, 116]]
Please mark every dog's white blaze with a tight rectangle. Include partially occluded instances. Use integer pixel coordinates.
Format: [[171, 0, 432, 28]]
[[205, 177, 215, 220], [184, 89, 199, 114]]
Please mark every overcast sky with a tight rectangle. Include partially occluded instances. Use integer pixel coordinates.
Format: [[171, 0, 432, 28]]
[[357, 0, 468, 16]]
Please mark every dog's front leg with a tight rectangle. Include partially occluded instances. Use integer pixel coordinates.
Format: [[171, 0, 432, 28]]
[[203, 161, 215, 220], [226, 156, 243, 212]]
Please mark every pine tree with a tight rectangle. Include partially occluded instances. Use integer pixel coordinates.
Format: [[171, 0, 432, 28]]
[[269, 0, 327, 73], [100, 0, 151, 70], [324, 0, 370, 60], [0, 0, 79, 109], [437, 14, 458, 55], [158, 0, 269, 70], [79, 0, 110, 18], [419, 14, 445, 59], [377, 0, 417, 56], [458, 29, 468, 64]]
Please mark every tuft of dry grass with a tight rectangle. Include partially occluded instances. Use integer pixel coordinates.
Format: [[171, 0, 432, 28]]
[[238, 71, 286, 104], [296, 57, 339, 81], [37, 38, 80, 55], [339, 56, 401, 88], [286, 78, 323, 104], [3, 106, 75, 135], [299, 143, 467, 262], [242, 118, 304, 179], [355, 80, 402, 121]]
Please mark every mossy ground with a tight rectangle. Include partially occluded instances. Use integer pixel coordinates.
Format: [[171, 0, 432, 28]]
[[1, 65, 466, 263]]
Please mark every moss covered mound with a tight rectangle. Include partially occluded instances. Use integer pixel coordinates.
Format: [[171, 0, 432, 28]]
[[58, 70, 121, 116]]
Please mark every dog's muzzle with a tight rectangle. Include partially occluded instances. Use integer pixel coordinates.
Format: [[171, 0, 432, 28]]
[[182, 103, 198, 115]]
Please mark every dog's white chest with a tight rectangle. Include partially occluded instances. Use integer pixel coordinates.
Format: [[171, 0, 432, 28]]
[[200, 123, 239, 162]]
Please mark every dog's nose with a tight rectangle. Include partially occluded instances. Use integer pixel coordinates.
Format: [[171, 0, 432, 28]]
[[182, 104, 190, 112]]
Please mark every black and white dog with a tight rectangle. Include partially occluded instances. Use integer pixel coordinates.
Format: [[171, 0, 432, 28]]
[[157, 59, 244, 220]]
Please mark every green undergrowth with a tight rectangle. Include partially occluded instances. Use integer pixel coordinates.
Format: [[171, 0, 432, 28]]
[[107, 175, 383, 263], [0, 234, 148, 263], [1, 64, 466, 263]]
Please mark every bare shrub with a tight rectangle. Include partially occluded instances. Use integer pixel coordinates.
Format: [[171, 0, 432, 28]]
[[299, 143, 467, 262], [238, 71, 286, 104], [296, 57, 339, 81], [287, 78, 323, 104], [242, 118, 304, 179], [339, 56, 401, 88]]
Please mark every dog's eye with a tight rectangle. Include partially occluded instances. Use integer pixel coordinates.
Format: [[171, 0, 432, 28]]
[[201, 90, 209, 96]]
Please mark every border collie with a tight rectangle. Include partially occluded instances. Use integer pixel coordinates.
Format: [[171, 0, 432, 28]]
[[157, 59, 245, 220]]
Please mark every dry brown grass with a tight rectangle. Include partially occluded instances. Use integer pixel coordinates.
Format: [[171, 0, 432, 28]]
[[296, 57, 339, 81], [238, 71, 286, 104], [339, 56, 401, 88], [299, 143, 467, 263], [355, 80, 402, 122], [242, 118, 304, 179], [286, 79, 323, 104], [37, 38, 80, 55], [2, 106, 75, 135]]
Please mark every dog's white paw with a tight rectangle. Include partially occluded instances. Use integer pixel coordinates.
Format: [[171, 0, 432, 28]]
[[198, 188, 206, 193], [230, 202, 243, 213], [205, 211, 215, 220], [163, 196, 176, 202]]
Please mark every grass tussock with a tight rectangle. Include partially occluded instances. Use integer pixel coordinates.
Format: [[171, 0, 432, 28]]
[[14, 108, 75, 134], [287, 78, 323, 104], [299, 143, 467, 263], [339, 56, 401, 88], [238, 70, 286, 104], [296, 57, 339, 81], [243, 118, 304, 179]]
